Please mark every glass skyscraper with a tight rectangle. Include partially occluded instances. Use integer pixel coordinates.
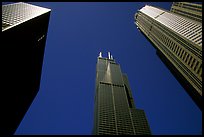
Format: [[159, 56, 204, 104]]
[[93, 52, 151, 135], [2, 2, 51, 135], [134, 3, 202, 110]]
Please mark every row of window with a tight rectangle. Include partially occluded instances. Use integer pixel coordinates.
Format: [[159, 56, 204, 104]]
[[182, 5, 202, 12], [154, 17, 202, 58], [182, 3, 202, 9], [138, 11, 202, 63], [99, 122, 116, 126], [99, 108, 114, 112], [137, 12, 202, 91], [150, 30, 202, 91], [99, 81, 124, 88], [168, 12, 200, 33], [173, 2, 202, 10], [158, 12, 202, 45], [99, 112, 114, 116], [172, 8, 202, 22], [149, 24, 202, 91], [151, 30, 199, 91], [152, 26, 202, 78], [173, 3, 202, 13]]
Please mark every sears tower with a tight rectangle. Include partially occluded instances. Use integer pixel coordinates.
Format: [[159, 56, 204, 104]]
[[93, 52, 151, 135]]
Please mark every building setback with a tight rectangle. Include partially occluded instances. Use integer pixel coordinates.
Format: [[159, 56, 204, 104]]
[[2, 2, 51, 135], [134, 3, 202, 110], [92, 52, 151, 135]]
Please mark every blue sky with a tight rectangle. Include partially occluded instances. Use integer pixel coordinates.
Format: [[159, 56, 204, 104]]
[[4, 2, 201, 135]]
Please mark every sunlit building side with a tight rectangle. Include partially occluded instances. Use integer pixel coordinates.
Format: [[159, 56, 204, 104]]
[[134, 3, 202, 110], [170, 2, 202, 23]]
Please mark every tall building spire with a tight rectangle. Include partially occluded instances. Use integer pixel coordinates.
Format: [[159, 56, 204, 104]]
[[93, 55, 151, 135]]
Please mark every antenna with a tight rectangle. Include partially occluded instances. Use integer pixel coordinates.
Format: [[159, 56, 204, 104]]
[[111, 55, 113, 59], [108, 52, 111, 59], [99, 52, 102, 57]]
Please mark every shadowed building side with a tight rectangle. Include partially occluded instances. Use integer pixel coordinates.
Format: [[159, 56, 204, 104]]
[[2, 2, 51, 135]]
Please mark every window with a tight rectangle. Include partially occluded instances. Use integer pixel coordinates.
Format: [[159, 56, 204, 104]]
[[179, 49, 184, 58], [176, 47, 181, 55], [182, 51, 186, 60], [190, 58, 195, 68], [194, 61, 199, 71], [173, 44, 176, 52], [187, 56, 192, 65]]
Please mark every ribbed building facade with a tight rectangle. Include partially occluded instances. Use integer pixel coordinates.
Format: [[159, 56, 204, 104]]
[[2, 2, 51, 135], [170, 2, 202, 23], [134, 4, 202, 110], [93, 52, 151, 135]]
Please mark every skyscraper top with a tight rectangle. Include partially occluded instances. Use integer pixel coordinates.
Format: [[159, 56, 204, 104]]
[[136, 5, 202, 47], [2, 2, 51, 31], [98, 51, 114, 60]]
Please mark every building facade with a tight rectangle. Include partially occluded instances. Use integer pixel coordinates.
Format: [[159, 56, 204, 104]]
[[170, 2, 202, 23], [93, 52, 151, 135], [2, 2, 51, 135], [134, 3, 202, 110]]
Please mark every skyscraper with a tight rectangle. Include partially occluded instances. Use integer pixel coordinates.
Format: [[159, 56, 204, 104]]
[[2, 2, 51, 135], [93, 52, 151, 135], [134, 3, 202, 110], [170, 2, 202, 23]]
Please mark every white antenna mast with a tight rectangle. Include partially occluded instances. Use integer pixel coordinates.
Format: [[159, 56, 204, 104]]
[[99, 52, 102, 57], [108, 52, 111, 59]]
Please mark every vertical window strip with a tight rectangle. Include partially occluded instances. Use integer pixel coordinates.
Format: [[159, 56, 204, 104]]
[[174, 45, 179, 54], [198, 64, 202, 77], [195, 62, 201, 74], [187, 56, 192, 65], [190, 58, 195, 68], [177, 47, 181, 56], [176, 46, 181, 56], [181, 51, 186, 60], [172, 43, 176, 52], [179, 49, 184, 58], [193, 60, 199, 71], [184, 54, 189, 63]]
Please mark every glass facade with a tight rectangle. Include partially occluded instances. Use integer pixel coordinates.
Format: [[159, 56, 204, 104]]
[[93, 53, 151, 135]]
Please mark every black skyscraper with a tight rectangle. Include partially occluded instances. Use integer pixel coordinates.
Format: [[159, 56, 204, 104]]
[[93, 52, 151, 135], [2, 2, 51, 135]]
